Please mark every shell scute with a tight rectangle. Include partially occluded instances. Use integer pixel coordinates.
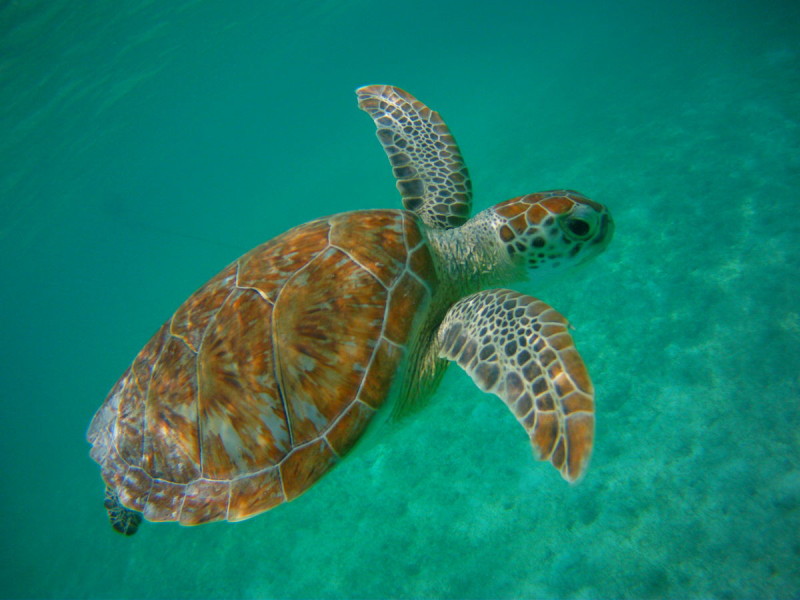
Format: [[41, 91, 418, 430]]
[[116, 370, 146, 467], [197, 287, 288, 479], [279, 440, 339, 501], [329, 210, 408, 287], [274, 245, 388, 446], [118, 466, 152, 512], [408, 244, 436, 282], [132, 322, 171, 385], [228, 468, 284, 522], [144, 335, 201, 483], [237, 218, 330, 303], [100, 444, 128, 492], [384, 272, 429, 345], [143, 479, 185, 522], [357, 338, 405, 409], [171, 263, 237, 352], [179, 479, 231, 525], [325, 401, 376, 456], [402, 211, 424, 248]]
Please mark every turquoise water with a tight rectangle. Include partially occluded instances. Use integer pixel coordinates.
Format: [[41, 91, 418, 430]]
[[1, 0, 798, 597]]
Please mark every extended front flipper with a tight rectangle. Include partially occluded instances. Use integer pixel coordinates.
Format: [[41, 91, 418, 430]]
[[356, 85, 472, 229], [438, 289, 595, 482]]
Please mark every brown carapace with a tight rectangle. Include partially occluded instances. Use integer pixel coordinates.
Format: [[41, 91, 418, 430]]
[[88, 211, 435, 527]]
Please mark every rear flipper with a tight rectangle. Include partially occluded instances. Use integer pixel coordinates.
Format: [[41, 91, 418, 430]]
[[104, 487, 143, 535]]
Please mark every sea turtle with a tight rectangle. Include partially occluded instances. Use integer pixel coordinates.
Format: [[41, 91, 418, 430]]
[[87, 85, 614, 535]]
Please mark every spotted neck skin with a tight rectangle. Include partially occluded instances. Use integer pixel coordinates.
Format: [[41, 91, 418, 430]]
[[397, 190, 613, 416], [426, 190, 614, 299], [426, 209, 524, 299]]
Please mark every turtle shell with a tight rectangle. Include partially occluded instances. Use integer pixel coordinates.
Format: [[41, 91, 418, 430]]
[[87, 209, 437, 525]]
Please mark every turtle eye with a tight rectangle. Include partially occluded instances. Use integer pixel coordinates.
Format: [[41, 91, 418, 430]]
[[563, 217, 591, 239]]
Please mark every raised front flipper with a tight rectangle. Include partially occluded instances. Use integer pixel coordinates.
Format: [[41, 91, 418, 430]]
[[356, 85, 472, 229], [438, 289, 595, 482]]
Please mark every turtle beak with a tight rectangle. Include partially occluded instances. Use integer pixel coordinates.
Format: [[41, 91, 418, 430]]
[[578, 211, 614, 265], [596, 212, 614, 249]]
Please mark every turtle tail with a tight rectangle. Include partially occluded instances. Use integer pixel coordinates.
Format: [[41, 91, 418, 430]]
[[103, 487, 143, 536]]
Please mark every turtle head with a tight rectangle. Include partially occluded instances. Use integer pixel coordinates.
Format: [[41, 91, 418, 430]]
[[491, 190, 613, 275]]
